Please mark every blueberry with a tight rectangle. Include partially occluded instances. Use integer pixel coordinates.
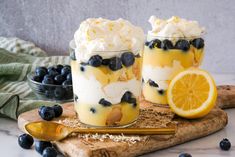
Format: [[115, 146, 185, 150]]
[[44, 74, 53, 79], [65, 88, 73, 99], [66, 73, 72, 81], [38, 106, 45, 116], [108, 57, 122, 71], [48, 70, 59, 78], [99, 98, 112, 107], [179, 153, 192, 157], [88, 55, 103, 67], [90, 107, 96, 113], [62, 80, 72, 93], [220, 138, 231, 151], [145, 41, 150, 46], [132, 103, 137, 108], [61, 67, 71, 77], [32, 75, 42, 83], [54, 87, 65, 99], [64, 65, 71, 70], [80, 66, 85, 72], [148, 79, 159, 87], [35, 67, 48, 78], [55, 64, 64, 73], [129, 98, 137, 104], [121, 91, 132, 102], [121, 91, 136, 103], [39, 106, 55, 121], [18, 134, 34, 149], [191, 38, 204, 49], [74, 95, 79, 102], [175, 40, 190, 51], [54, 75, 65, 85], [42, 147, 57, 157], [148, 39, 161, 49], [161, 39, 174, 50], [42, 77, 54, 85], [35, 141, 52, 154], [52, 105, 63, 117], [102, 59, 110, 66], [39, 84, 46, 92], [121, 52, 135, 67], [45, 90, 54, 98], [158, 89, 164, 95], [62, 80, 72, 86]]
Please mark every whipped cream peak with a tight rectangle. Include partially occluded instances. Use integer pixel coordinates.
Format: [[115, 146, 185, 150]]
[[148, 16, 205, 41], [74, 18, 144, 62]]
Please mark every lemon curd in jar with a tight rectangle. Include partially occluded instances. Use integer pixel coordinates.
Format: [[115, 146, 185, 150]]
[[142, 16, 205, 105], [70, 18, 144, 127]]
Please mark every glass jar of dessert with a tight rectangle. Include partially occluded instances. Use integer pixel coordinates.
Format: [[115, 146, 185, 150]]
[[142, 16, 205, 105], [70, 18, 144, 127]]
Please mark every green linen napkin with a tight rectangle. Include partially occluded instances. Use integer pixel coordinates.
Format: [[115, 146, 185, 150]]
[[0, 37, 70, 120]]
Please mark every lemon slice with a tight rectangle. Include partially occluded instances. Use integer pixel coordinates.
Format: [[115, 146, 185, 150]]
[[167, 69, 217, 119]]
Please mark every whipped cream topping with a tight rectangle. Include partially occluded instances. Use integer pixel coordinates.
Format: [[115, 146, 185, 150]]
[[142, 60, 184, 82], [147, 16, 205, 41], [74, 18, 145, 62], [73, 75, 141, 105]]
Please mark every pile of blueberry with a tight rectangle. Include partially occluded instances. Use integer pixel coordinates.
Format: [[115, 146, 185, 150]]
[[18, 104, 64, 157], [145, 38, 204, 51], [79, 52, 137, 71], [31, 65, 73, 101]]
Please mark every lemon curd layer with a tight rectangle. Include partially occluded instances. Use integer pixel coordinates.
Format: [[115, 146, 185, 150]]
[[143, 46, 204, 68], [74, 101, 139, 126]]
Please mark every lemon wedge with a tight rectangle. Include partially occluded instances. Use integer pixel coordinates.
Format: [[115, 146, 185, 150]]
[[167, 69, 217, 118]]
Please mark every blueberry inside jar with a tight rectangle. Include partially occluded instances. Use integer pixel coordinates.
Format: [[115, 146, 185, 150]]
[[69, 18, 144, 127], [142, 16, 205, 105]]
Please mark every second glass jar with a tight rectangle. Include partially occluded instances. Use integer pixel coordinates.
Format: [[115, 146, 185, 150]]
[[142, 36, 205, 105]]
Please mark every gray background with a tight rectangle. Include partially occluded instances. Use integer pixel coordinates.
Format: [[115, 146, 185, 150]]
[[0, 0, 235, 73]]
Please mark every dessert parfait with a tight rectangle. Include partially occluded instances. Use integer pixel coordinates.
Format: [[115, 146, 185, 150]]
[[143, 16, 205, 105], [70, 18, 144, 127]]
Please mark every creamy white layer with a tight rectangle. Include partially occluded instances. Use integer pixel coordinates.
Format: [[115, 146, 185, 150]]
[[74, 18, 145, 63], [147, 16, 205, 42], [72, 74, 141, 105], [142, 60, 184, 82]]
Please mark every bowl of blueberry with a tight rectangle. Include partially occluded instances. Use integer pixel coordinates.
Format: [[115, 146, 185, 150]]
[[27, 64, 73, 102]]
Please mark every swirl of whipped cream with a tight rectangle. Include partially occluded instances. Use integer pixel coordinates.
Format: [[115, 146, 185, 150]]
[[147, 16, 205, 41], [74, 18, 145, 63]]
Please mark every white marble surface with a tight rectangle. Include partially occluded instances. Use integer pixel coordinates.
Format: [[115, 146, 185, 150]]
[[0, 73, 234, 157]]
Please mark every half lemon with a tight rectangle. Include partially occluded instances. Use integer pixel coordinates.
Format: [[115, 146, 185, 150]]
[[167, 69, 217, 119]]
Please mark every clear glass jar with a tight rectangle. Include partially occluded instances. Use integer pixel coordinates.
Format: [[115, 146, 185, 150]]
[[142, 36, 205, 105], [69, 40, 143, 127]]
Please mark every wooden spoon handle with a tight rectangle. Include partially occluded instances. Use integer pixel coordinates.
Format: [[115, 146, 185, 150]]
[[73, 128, 175, 135]]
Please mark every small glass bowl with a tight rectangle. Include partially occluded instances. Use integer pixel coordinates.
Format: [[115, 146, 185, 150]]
[[27, 72, 73, 102]]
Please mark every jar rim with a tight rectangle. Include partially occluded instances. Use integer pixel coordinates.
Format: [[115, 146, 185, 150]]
[[147, 31, 206, 40]]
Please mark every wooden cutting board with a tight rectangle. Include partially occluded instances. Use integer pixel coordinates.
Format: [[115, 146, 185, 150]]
[[18, 85, 235, 157]]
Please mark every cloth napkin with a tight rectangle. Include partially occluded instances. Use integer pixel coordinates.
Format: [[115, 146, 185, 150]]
[[0, 37, 70, 120]]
